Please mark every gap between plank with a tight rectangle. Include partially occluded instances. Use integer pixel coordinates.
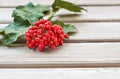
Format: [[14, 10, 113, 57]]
[[1, 4, 120, 8], [0, 63, 120, 68], [5, 41, 120, 47], [65, 39, 120, 43], [1, 20, 120, 24]]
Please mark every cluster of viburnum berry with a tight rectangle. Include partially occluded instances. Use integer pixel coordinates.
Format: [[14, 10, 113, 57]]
[[25, 20, 69, 52]]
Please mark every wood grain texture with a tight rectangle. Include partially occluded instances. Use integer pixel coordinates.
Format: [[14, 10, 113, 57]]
[[0, 68, 120, 79], [0, 43, 120, 68], [1, 7, 120, 23], [0, 0, 120, 7], [1, 23, 120, 42], [0, 0, 120, 68]]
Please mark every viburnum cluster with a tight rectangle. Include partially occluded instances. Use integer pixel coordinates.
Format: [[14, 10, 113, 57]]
[[25, 20, 69, 52]]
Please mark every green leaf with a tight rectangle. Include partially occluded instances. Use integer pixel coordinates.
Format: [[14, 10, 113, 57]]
[[52, 0, 85, 12], [0, 3, 50, 46], [52, 20, 77, 34], [1, 22, 29, 45], [52, 20, 64, 26], [4, 22, 29, 34], [12, 2, 50, 25], [1, 33, 21, 45], [62, 24, 77, 34], [52, 0, 61, 12], [0, 29, 4, 35]]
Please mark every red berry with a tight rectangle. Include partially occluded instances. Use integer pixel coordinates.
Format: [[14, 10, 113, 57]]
[[31, 40, 35, 45], [28, 30, 33, 34], [59, 40, 63, 45], [33, 30, 37, 33], [28, 43, 32, 49], [48, 31, 53, 35], [33, 33, 37, 37], [26, 41, 30, 44], [33, 26, 37, 30], [53, 29, 57, 33], [35, 43, 39, 47], [58, 27, 62, 30], [45, 21, 52, 25], [59, 34, 64, 39], [50, 35, 55, 40], [57, 30, 61, 34], [38, 30, 42, 35], [46, 25, 51, 30], [51, 45, 55, 49], [45, 33, 49, 37], [29, 27, 34, 30], [64, 34, 69, 38], [44, 42, 47, 46], [49, 41, 53, 45], [54, 38, 57, 42], [39, 19, 46, 24], [34, 21, 39, 26], [38, 47, 43, 52], [26, 32, 31, 37], [42, 37, 47, 41], [55, 42, 59, 46], [61, 30, 64, 34], [35, 37, 40, 42], [25, 19, 69, 52], [26, 37, 31, 41]]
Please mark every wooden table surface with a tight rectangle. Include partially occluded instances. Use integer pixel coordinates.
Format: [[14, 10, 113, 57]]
[[0, 68, 120, 79], [0, 0, 120, 78]]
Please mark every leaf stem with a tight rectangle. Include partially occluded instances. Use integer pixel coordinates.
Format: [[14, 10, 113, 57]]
[[47, 11, 57, 20]]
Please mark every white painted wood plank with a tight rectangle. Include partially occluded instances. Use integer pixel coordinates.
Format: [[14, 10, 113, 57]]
[[0, 43, 120, 67], [67, 23, 120, 41], [1, 23, 120, 42], [0, 68, 120, 79], [1, 7, 120, 23], [0, 0, 120, 7]]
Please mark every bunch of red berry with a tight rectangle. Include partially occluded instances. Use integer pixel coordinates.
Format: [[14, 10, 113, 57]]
[[25, 20, 69, 52]]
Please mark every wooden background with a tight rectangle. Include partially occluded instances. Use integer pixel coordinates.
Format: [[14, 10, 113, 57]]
[[0, 0, 120, 68], [0, 0, 120, 78], [0, 68, 120, 79]]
